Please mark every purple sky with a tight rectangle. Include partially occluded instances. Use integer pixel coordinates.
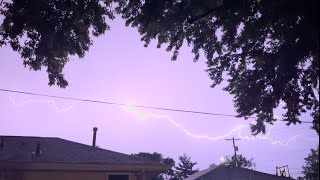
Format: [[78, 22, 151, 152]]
[[0, 17, 318, 178]]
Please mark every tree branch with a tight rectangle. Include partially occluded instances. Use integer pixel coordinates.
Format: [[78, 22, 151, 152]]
[[187, 3, 224, 24]]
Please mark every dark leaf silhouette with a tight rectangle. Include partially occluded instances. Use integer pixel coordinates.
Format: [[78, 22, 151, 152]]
[[1, 0, 319, 134], [0, 0, 114, 87], [116, 0, 319, 134]]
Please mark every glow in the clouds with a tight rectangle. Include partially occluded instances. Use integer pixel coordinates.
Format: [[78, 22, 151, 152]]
[[8, 96, 318, 146]]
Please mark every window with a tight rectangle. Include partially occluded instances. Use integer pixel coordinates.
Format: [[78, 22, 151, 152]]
[[108, 175, 129, 180]]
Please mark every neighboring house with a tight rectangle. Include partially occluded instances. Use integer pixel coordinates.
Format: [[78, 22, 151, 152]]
[[184, 165, 294, 180], [0, 135, 167, 180]]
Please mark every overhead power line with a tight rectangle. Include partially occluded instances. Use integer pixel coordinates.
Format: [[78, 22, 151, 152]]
[[0, 88, 314, 124], [0, 88, 254, 118]]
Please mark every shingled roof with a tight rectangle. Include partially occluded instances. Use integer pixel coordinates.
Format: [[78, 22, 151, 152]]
[[184, 165, 293, 180], [0, 136, 160, 165]]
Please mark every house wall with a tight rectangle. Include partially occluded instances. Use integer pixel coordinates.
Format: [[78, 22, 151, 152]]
[[1, 171, 146, 180]]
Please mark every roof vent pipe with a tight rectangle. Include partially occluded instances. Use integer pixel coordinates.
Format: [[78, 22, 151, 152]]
[[35, 143, 41, 156], [0, 138, 4, 149], [92, 127, 98, 147]]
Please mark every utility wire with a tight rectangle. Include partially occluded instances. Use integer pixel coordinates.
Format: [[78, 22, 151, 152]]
[[1, 88, 245, 118], [0, 88, 314, 124]]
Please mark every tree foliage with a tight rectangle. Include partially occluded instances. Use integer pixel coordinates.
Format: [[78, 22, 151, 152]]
[[132, 152, 176, 180], [209, 163, 217, 168], [174, 153, 199, 179], [0, 0, 114, 87], [116, 0, 319, 135], [1, 0, 319, 134], [299, 146, 319, 180], [221, 154, 256, 169]]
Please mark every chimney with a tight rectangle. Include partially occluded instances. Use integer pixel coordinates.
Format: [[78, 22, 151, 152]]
[[92, 127, 98, 147]]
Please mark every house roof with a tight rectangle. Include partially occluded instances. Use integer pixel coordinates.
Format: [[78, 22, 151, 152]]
[[184, 165, 219, 180], [184, 165, 293, 180], [0, 136, 162, 166]]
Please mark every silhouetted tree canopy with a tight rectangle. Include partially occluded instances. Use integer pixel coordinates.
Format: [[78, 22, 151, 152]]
[[116, 0, 319, 135], [222, 154, 256, 169], [298, 146, 319, 180], [132, 152, 176, 180], [1, 0, 319, 134], [0, 0, 114, 88], [174, 153, 198, 179]]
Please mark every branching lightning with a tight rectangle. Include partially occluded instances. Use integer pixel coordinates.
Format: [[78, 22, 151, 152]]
[[8, 94, 76, 113], [124, 103, 318, 146], [7, 95, 318, 146]]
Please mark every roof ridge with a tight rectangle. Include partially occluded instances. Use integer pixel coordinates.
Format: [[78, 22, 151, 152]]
[[185, 166, 291, 180], [1, 135, 59, 139], [231, 167, 287, 178]]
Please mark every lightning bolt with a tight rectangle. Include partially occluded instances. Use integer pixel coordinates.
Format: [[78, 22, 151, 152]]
[[7, 95, 318, 146], [8, 94, 76, 113], [123, 103, 318, 146]]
